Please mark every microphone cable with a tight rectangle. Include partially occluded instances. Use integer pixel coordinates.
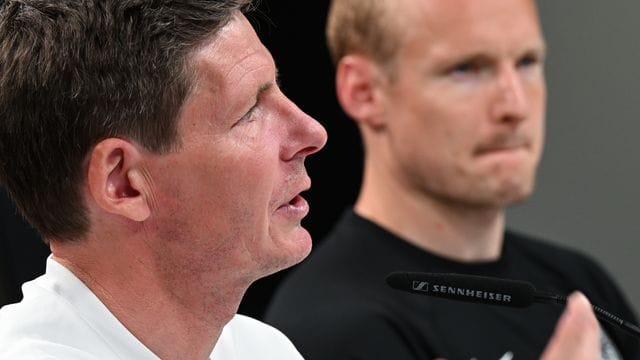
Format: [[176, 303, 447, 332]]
[[386, 271, 640, 340], [534, 290, 640, 339]]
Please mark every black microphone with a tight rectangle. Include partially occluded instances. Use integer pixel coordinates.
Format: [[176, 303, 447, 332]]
[[385, 271, 640, 340]]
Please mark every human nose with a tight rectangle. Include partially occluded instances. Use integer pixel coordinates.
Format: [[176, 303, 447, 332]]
[[281, 98, 328, 161], [489, 64, 530, 125]]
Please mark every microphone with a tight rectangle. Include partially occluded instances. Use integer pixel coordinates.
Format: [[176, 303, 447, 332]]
[[386, 271, 640, 339]]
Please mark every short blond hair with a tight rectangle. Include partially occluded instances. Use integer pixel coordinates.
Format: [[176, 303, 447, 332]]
[[326, 0, 404, 69]]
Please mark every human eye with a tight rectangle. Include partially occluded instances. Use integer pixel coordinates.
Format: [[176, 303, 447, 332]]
[[235, 82, 272, 125], [517, 48, 545, 70], [444, 56, 490, 80], [450, 61, 481, 75], [517, 53, 540, 68], [238, 101, 259, 123]]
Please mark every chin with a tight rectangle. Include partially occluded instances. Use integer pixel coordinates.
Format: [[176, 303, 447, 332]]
[[257, 253, 309, 280], [496, 182, 535, 206], [283, 228, 313, 264], [259, 229, 312, 276]]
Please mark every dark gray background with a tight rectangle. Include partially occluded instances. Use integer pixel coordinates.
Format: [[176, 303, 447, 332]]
[[508, 0, 640, 314]]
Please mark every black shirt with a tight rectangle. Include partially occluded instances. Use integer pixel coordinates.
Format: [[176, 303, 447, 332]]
[[265, 209, 639, 359]]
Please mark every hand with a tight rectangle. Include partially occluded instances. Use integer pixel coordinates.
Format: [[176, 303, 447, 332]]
[[540, 291, 601, 360]]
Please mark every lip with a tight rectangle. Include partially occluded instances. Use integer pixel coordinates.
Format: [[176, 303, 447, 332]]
[[275, 178, 312, 220], [475, 145, 529, 158], [473, 145, 531, 169], [276, 194, 310, 220], [475, 140, 530, 156]]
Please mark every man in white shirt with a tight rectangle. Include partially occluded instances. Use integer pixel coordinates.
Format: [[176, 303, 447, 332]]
[[1, 258, 303, 359], [0, 1, 326, 358]]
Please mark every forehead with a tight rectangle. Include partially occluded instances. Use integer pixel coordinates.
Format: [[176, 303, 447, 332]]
[[181, 13, 274, 123], [189, 13, 273, 94], [398, 0, 544, 56]]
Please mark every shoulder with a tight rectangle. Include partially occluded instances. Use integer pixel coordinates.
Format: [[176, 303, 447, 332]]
[[505, 229, 604, 270], [0, 340, 101, 360], [265, 300, 422, 360], [504, 229, 634, 310], [0, 304, 95, 360], [212, 314, 303, 360], [0, 280, 120, 359], [0, 280, 86, 338], [225, 313, 294, 339]]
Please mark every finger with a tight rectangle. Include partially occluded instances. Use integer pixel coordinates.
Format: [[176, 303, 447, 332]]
[[540, 291, 600, 360]]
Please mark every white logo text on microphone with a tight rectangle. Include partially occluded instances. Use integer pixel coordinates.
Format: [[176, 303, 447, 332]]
[[412, 281, 513, 303]]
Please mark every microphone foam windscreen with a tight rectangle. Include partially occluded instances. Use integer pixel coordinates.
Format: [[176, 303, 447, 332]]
[[386, 272, 536, 308]]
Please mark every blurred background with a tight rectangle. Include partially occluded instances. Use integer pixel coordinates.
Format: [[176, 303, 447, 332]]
[[2, 0, 639, 320], [240, 0, 640, 319]]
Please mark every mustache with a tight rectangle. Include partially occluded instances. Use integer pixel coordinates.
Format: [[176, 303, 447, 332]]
[[283, 162, 311, 193]]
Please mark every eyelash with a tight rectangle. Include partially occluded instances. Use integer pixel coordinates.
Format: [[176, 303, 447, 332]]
[[240, 102, 259, 122], [451, 62, 481, 74], [448, 53, 541, 76], [517, 54, 540, 68], [236, 82, 274, 125]]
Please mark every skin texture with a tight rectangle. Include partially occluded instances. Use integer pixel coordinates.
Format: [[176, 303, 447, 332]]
[[338, 0, 545, 261], [541, 292, 601, 360], [51, 13, 327, 359], [378, 0, 545, 207], [433, 293, 600, 360], [334, 0, 600, 357]]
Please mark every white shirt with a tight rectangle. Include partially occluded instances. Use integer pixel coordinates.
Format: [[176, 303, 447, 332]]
[[0, 257, 304, 359]]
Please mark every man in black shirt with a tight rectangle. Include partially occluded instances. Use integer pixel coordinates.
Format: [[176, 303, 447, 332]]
[[264, 0, 639, 358]]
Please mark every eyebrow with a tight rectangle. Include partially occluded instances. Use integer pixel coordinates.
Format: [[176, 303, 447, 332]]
[[254, 67, 280, 99], [257, 81, 273, 100], [445, 43, 547, 67], [274, 67, 281, 88]]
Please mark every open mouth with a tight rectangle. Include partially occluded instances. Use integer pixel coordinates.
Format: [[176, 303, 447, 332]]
[[289, 194, 303, 206], [276, 193, 309, 219]]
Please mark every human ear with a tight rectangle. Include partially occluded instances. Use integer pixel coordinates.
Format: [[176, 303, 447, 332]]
[[334, 54, 387, 128], [86, 138, 151, 222]]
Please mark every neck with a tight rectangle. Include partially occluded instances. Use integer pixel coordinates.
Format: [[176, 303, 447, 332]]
[[51, 235, 247, 359], [355, 169, 505, 262]]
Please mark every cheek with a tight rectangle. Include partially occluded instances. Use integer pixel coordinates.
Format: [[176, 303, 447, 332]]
[[157, 146, 275, 223], [203, 155, 275, 220], [402, 102, 474, 161]]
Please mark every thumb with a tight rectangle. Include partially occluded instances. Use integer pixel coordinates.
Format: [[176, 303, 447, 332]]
[[540, 291, 600, 360]]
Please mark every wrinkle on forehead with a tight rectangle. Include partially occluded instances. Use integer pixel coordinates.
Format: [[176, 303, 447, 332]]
[[180, 13, 274, 126], [189, 14, 268, 92]]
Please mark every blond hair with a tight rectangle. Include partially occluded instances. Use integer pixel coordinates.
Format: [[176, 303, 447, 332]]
[[326, 0, 404, 70]]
